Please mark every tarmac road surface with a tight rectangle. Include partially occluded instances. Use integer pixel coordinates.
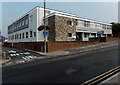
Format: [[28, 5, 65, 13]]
[[2, 44, 119, 84]]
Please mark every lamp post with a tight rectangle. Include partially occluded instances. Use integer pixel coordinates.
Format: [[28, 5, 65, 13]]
[[44, 0, 47, 53]]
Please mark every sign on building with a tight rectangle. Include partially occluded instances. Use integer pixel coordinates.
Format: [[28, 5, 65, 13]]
[[43, 31, 49, 35], [97, 31, 104, 34]]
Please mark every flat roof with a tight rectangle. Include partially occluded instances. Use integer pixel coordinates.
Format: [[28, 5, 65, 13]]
[[46, 12, 112, 25]]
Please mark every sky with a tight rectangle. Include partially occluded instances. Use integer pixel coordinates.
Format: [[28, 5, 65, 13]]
[[1, 2, 118, 37]]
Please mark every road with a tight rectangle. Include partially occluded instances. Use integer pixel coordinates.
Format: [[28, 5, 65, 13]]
[[2, 45, 119, 84]]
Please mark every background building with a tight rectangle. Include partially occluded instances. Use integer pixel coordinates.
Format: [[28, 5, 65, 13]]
[[8, 6, 112, 43]]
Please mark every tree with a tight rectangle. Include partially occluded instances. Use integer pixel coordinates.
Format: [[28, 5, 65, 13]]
[[111, 22, 120, 34]]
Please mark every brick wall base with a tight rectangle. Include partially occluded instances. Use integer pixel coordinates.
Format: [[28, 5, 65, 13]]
[[3, 37, 119, 53], [3, 42, 44, 52], [47, 41, 99, 52]]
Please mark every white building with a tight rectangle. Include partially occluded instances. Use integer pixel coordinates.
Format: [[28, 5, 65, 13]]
[[8, 6, 112, 42]]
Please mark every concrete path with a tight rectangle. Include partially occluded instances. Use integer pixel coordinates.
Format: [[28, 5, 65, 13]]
[[100, 72, 120, 84]]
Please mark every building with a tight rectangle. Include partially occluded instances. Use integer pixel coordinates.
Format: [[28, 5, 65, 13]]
[[0, 35, 8, 43], [8, 6, 112, 43]]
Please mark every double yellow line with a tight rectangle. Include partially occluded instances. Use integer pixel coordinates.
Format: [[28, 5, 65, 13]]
[[81, 66, 120, 85]]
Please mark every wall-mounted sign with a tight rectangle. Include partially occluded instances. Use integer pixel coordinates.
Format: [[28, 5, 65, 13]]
[[43, 31, 49, 35], [0, 35, 2, 39], [97, 31, 104, 34]]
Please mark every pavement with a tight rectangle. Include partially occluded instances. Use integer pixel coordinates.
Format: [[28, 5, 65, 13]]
[[0, 47, 11, 66], [100, 72, 120, 84], [2, 43, 119, 83]]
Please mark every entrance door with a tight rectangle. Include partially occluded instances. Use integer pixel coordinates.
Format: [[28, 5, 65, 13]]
[[76, 32, 82, 41]]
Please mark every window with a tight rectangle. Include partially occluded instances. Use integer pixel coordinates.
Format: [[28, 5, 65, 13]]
[[97, 23, 100, 29], [34, 32, 36, 37], [11, 35, 14, 40], [22, 33, 24, 39], [22, 20, 24, 26], [46, 10, 51, 15], [16, 34, 19, 39], [15, 35, 17, 39], [26, 32, 28, 38], [20, 33, 21, 39], [30, 15, 33, 21], [9, 36, 10, 40], [84, 33, 89, 37], [107, 25, 112, 30], [25, 18, 28, 25], [102, 24, 106, 29], [68, 33, 72, 37], [10, 36, 11, 40], [100, 24, 102, 29], [67, 21, 73, 26], [30, 31, 32, 37], [75, 19, 78, 26], [19, 22, 21, 27], [13, 26, 14, 30], [13, 35, 14, 40], [14, 25, 16, 30], [16, 23, 18, 29], [78, 20, 84, 27], [84, 21, 90, 27], [90, 22, 94, 28], [19, 22, 20, 28], [95, 23, 97, 28], [20, 22, 22, 27]]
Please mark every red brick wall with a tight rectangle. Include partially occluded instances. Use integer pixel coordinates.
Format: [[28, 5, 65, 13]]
[[113, 32, 120, 37], [106, 37, 119, 42], [47, 37, 119, 52], [3, 42, 44, 52], [3, 37, 119, 52], [47, 41, 99, 52]]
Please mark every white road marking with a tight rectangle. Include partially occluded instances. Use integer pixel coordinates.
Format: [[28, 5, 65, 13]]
[[10, 54, 14, 56], [8, 50, 16, 53], [16, 53, 19, 56], [22, 57, 28, 60], [20, 53, 24, 55], [24, 52, 30, 55]]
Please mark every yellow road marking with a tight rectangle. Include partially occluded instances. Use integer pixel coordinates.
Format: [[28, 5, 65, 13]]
[[81, 66, 119, 85], [89, 69, 119, 85]]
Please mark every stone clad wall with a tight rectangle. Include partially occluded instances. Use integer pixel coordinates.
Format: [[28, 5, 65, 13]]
[[48, 16, 55, 42], [55, 15, 76, 41], [47, 15, 77, 42]]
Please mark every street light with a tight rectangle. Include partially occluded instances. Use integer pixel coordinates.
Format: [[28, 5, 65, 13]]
[[44, 0, 47, 53], [38, 0, 52, 53]]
